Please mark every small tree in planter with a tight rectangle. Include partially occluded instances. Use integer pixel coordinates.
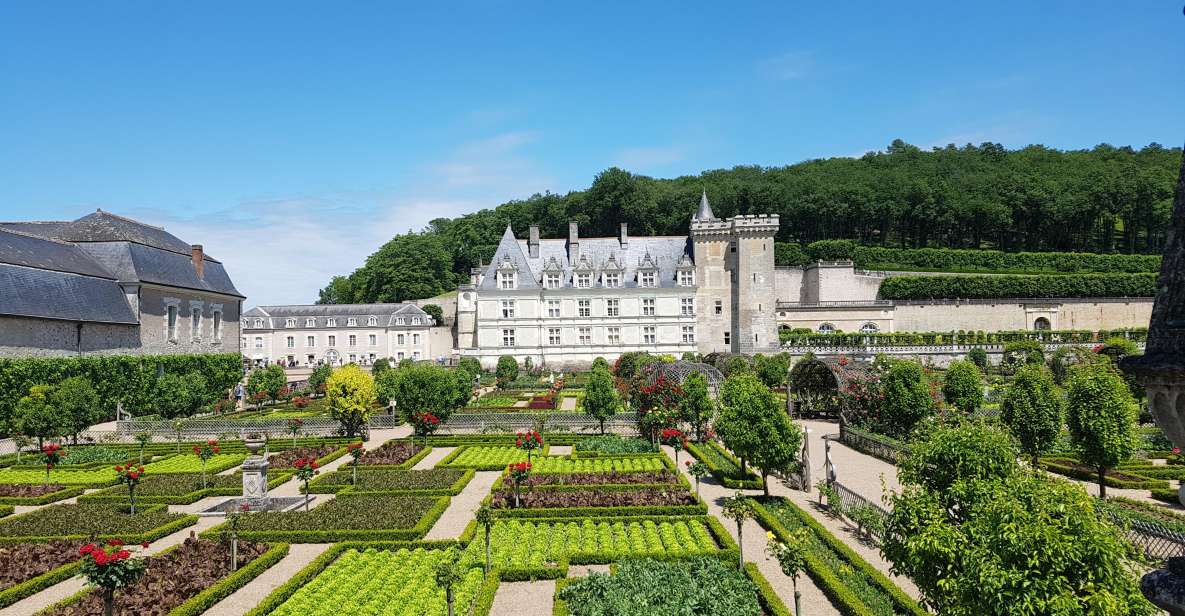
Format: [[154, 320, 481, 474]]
[[434, 548, 464, 616], [40, 443, 64, 486], [507, 461, 532, 508], [193, 439, 220, 489], [347, 442, 364, 485], [515, 430, 543, 463], [767, 528, 810, 616], [294, 457, 320, 511], [685, 460, 709, 497], [115, 464, 145, 514], [475, 504, 493, 574], [78, 539, 148, 616], [171, 419, 186, 454], [287, 418, 304, 447], [721, 492, 755, 570], [660, 428, 686, 465], [133, 431, 152, 465], [13, 434, 31, 465], [410, 412, 441, 444], [224, 502, 250, 571]]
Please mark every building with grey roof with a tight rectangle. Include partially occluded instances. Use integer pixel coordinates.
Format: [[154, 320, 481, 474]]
[[456, 191, 782, 369], [241, 303, 436, 367], [0, 210, 244, 357]]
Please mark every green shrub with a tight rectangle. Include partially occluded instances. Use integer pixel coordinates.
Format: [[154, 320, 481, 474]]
[[558, 557, 763, 616], [850, 245, 1160, 274], [574, 435, 657, 454], [878, 273, 1156, 300], [231, 494, 448, 542]]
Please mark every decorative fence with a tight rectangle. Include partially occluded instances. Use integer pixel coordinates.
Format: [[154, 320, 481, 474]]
[[838, 424, 910, 464], [117, 417, 350, 439], [830, 480, 890, 539], [1098, 507, 1185, 564], [437, 412, 639, 435]]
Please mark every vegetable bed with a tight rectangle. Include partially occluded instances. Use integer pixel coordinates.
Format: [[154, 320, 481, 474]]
[[0, 503, 196, 543], [687, 442, 763, 490], [358, 440, 427, 468], [306, 469, 472, 495], [268, 445, 347, 468], [44, 537, 283, 616], [507, 471, 679, 488], [442, 447, 664, 473], [231, 494, 449, 542], [0, 540, 84, 608], [0, 484, 84, 505], [490, 488, 697, 509], [79, 472, 294, 505], [266, 547, 486, 616]]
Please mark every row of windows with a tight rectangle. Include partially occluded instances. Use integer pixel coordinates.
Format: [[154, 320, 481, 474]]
[[242, 316, 423, 329], [251, 332, 423, 349], [499, 270, 695, 290], [814, 322, 880, 335], [500, 325, 696, 348], [497, 298, 695, 319], [281, 351, 423, 365], [165, 304, 223, 344]]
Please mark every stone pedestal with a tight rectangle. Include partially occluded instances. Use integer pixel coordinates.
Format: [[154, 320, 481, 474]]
[[242, 456, 269, 500], [1142, 558, 1185, 616]]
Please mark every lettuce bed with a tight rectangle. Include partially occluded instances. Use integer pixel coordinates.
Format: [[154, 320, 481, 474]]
[[229, 494, 449, 542], [267, 547, 485, 616], [306, 469, 472, 495], [441, 447, 663, 473], [79, 472, 294, 505]]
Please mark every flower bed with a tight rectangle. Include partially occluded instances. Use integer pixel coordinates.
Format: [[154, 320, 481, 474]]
[[442, 447, 664, 473], [754, 498, 925, 616], [685, 442, 762, 490], [490, 488, 697, 509], [264, 546, 487, 616], [229, 494, 449, 542], [357, 440, 428, 468], [44, 537, 285, 616], [0, 484, 84, 505], [306, 469, 473, 495], [460, 517, 728, 579], [268, 445, 347, 468], [0, 540, 84, 608], [79, 472, 294, 505], [0, 503, 196, 544]]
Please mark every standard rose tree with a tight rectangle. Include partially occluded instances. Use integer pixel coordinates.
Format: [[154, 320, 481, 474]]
[[685, 460, 709, 497], [78, 539, 148, 616], [294, 457, 320, 511], [347, 442, 364, 485], [287, 418, 304, 447], [515, 430, 543, 462], [40, 443, 64, 486], [193, 439, 220, 489], [507, 461, 532, 508], [411, 412, 441, 443], [661, 428, 687, 465], [116, 464, 146, 514]]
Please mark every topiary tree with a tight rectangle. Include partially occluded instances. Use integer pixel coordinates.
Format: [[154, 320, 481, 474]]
[[154, 372, 209, 419], [324, 364, 376, 437], [879, 360, 933, 438], [754, 353, 791, 389], [371, 357, 391, 376], [717, 373, 800, 494], [680, 372, 715, 443], [53, 376, 102, 444], [495, 355, 518, 388], [247, 365, 287, 404], [966, 347, 988, 373], [307, 364, 332, 395], [583, 366, 620, 435], [1001, 340, 1045, 375], [721, 492, 755, 570], [14, 385, 67, 448], [377, 363, 470, 421], [456, 357, 482, 384], [434, 548, 464, 616], [475, 504, 494, 575], [1000, 365, 1064, 468], [941, 360, 983, 414], [899, 421, 1018, 497], [591, 357, 610, 372], [1066, 364, 1139, 498]]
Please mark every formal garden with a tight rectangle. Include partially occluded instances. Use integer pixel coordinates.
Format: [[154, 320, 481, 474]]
[[0, 341, 1174, 615]]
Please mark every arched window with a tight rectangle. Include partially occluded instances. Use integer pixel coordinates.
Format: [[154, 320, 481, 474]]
[[817, 323, 836, 334], [367, 316, 378, 326], [1033, 317, 1051, 331], [254, 318, 264, 328], [860, 322, 879, 334]]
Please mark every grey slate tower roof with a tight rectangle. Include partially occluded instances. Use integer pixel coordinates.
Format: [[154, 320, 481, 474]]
[[695, 189, 716, 220]]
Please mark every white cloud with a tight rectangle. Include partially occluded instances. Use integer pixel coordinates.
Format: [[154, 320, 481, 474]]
[[757, 51, 814, 81], [127, 130, 556, 306]]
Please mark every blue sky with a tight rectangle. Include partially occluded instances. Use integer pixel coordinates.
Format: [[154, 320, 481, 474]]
[[1, 2, 1182, 305]]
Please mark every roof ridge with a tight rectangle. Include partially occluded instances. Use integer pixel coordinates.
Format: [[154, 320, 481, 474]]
[[0, 226, 79, 247], [0, 220, 69, 225], [87, 209, 167, 231]]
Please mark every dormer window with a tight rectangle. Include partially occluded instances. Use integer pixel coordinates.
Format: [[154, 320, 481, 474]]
[[306, 318, 316, 327], [367, 316, 378, 326], [640, 271, 657, 287], [326, 318, 336, 327], [412, 317, 421, 325], [604, 272, 620, 288], [678, 270, 695, 286], [545, 272, 561, 288], [241, 319, 249, 328], [395, 317, 405, 325], [576, 273, 591, 288], [347, 317, 357, 327], [254, 318, 264, 328], [499, 271, 516, 289], [286, 318, 296, 328]]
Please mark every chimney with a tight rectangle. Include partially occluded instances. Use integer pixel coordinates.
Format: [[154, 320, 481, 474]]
[[620, 222, 629, 249], [528, 225, 540, 258], [191, 244, 204, 278], [568, 221, 580, 264]]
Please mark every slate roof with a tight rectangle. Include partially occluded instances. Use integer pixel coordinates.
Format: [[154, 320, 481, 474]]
[[242, 303, 431, 329], [695, 189, 716, 220], [0, 211, 243, 324], [478, 225, 694, 291]]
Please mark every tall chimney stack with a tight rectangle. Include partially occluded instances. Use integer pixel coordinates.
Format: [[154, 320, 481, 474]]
[[568, 221, 580, 264], [620, 222, 629, 249], [191, 245, 204, 278], [528, 225, 540, 258]]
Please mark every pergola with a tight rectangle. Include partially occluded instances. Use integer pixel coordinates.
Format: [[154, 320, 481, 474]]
[[641, 360, 725, 399], [787, 356, 878, 421]]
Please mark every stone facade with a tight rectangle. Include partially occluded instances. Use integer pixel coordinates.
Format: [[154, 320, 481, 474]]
[[241, 304, 434, 367]]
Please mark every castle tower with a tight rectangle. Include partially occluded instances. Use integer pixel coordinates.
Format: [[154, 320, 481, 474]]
[[731, 214, 780, 353], [691, 191, 733, 354]]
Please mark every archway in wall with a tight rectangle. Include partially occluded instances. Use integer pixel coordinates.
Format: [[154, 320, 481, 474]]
[[1034, 317, 1051, 330], [787, 357, 877, 422]]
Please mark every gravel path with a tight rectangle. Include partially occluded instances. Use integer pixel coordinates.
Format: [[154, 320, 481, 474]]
[[488, 580, 553, 616], [664, 444, 841, 616], [412, 446, 456, 470], [547, 445, 572, 456], [202, 543, 334, 616], [423, 471, 500, 540], [560, 397, 578, 411]]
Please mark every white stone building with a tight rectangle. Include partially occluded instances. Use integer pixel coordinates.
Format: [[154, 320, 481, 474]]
[[240, 304, 435, 367], [456, 192, 782, 369]]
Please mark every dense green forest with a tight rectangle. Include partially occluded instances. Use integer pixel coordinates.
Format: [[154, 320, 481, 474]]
[[318, 140, 1181, 304]]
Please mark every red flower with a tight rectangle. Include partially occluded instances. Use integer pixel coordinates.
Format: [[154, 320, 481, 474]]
[[1174, 448, 1181, 455], [128, 471, 139, 480], [141, 541, 150, 548], [684, 460, 691, 467], [107, 539, 123, 547], [79, 544, 96, 555], [93, 551, 108, 566], [116, 549, 130, 560], [114, 465, 124, 472]]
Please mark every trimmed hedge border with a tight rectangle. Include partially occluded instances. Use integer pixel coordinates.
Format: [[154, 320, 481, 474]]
[[878, 272, 1156, 300], [80, 472, 295, 505], [745, 562, 795, 616], [0, 486, 84, 506], [169, 542, 290, 616], [752, 498, 925, 616], [686, 441, 763, 490], [0, 507, 198, 545], [1151, 488, 1180, 505], [1039, 458, 1168, 490], [307, 468, 475, 496], [221, 495, 451, 543], [0, 558, 83, 609], [0, 505, 12, 519]]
